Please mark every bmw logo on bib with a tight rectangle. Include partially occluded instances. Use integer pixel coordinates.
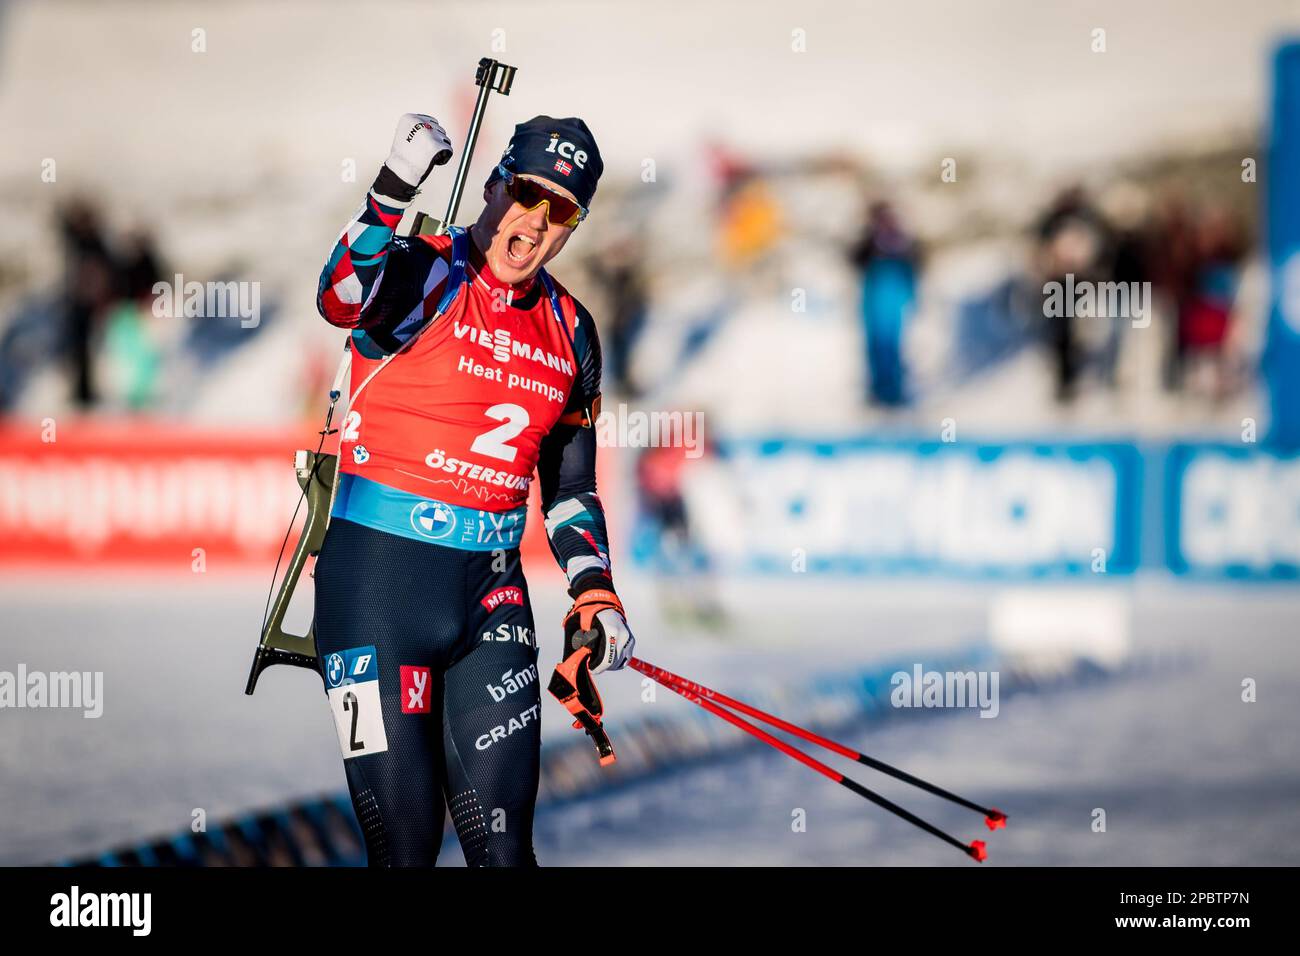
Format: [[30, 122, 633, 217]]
[[410, 500, 457, 540], [325, 653, 346, 688]]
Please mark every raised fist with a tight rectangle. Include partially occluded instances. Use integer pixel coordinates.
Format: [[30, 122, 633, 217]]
[[384, 113, 453, 190]]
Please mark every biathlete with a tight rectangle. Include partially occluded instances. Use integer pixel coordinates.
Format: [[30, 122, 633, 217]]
[[313, 112, 634, 866]]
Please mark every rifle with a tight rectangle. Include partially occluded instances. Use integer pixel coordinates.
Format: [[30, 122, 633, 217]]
[[245, 57, 517, 695]]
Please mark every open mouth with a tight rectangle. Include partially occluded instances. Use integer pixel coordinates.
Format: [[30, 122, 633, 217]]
[[505, 232, 539, 266]]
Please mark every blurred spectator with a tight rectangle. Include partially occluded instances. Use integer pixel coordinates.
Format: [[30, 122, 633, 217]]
[[1146, 195, 1200, 390], [119, 228, 164, 301], [849, 200, 919, 406], [635, 440, 724, 631], [1147, 197, 1248, 398], [101, 229, 165, 409], [1099, 182, 1152, 388], [587, 233, 648, 397], [1178, 204, 1247, 400], [57, 199, 117, 406], [1034, 187, 1114, 402], [716, 176, 783, 270]]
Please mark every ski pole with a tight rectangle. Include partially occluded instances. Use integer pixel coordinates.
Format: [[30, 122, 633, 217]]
[[631, 657, 1006, 831], [629, 658, 990, 862]]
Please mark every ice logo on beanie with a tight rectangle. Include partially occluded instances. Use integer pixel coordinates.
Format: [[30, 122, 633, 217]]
[[545, 133, 588, 170]]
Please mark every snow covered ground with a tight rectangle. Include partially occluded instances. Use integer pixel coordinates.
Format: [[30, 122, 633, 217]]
[[2, 572, 1296, 866]]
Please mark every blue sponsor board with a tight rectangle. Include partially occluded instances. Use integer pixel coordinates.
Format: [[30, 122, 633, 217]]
[[1164, 443, 1300, 580], [662, 438, 1143, 578], [1264, 42, 1300, 449], [632, 438, 1300, 580]]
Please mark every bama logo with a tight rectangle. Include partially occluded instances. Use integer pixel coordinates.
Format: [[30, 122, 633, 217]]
[[452, 322, 574, 376], [487, 664, 538, 702], [400, 666, 431, 714], [480, 586, 524, 612]]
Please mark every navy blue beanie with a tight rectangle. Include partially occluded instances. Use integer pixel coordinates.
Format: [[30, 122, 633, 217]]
[[485, 115, 603, 209]]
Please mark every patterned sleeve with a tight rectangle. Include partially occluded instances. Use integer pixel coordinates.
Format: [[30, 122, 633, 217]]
[[538, 298, 612, 589], [316, 166, 449, 351]]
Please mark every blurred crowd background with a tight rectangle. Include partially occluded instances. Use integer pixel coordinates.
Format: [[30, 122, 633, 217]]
[[0, 0, 1287, 430], [0, 74, 1273, 429]]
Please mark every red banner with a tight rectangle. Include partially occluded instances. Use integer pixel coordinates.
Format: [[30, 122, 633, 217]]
[[0, 420, 581, 574]]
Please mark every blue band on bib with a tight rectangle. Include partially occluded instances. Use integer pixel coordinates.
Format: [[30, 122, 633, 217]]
[[332, 473, 526, 551]]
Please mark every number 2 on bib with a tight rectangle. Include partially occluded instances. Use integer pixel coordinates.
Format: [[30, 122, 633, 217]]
[[470, 403, 528, 463]]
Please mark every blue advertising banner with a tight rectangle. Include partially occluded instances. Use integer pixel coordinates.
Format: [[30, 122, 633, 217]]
[[1263, 41, 1300, 449], [1164, 443, 1300, 580], [632, 439, 1299, 580], [667, 439, 1143, 578]]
